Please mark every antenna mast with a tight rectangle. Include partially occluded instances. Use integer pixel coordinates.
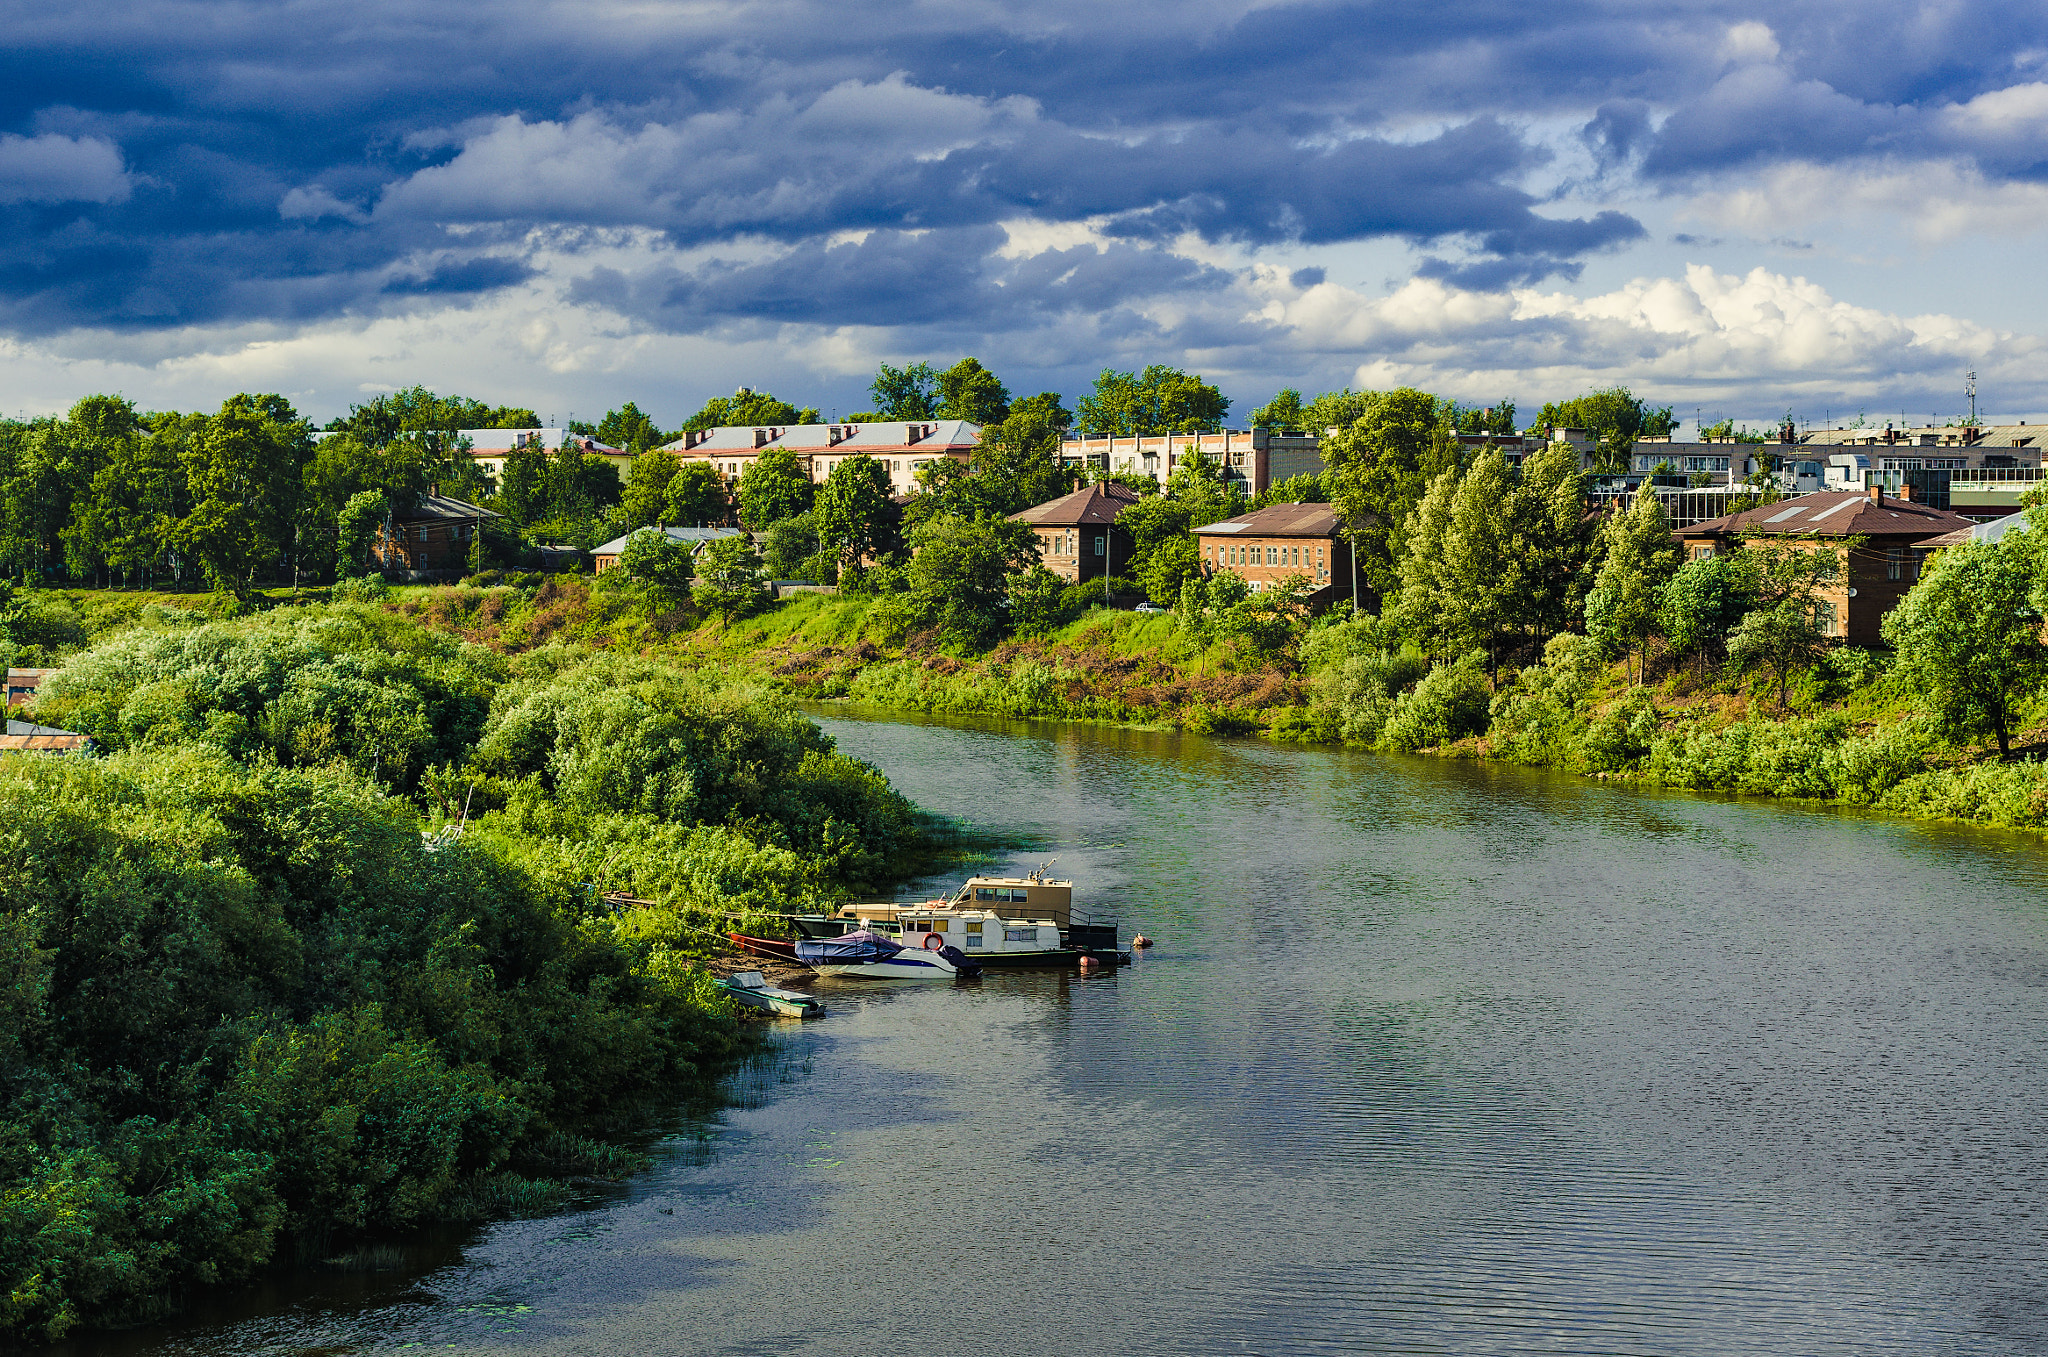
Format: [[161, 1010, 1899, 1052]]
[[1967, 371, 1977, 425]]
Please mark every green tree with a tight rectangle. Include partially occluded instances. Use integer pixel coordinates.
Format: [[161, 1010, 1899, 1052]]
[[1251, 388, 1305, 428], [619, 450, 680, 528], [618, 529, 697, 608], [595, 402, 666, 452], [1537, 387, 1676, 472], [493, 439, 546, 525], [1660, 552, 1755, 680], [680, 388, 817, 433], [335, 490, 388, 578], [870, 362, 938, 420], [691, 534, 766, 618], [1584, 489, 1679, 683], [1321, 387, 1461, 598], [903, 512, 1041, 647], [970, 400, 1072, 514], [761, 511, 822, 581], [1392, 466, 1463, 659], [816, 456, 895, 576], [1725, 540, 1846, 707], [174, 395, 313, 596], [935, 358, 1011, 425], [1454, 400, 1518, 435], [664, 461, 728, 526], [1139, 534, 1204, 606], [1076, 366, 1230, 437], [1883, 537, 2045, 760], [737, 446, 815, 529], [1006, 564, 1078, 635]]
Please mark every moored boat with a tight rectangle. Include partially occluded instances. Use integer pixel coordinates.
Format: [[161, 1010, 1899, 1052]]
[[728, 932, 802, 963], [795, 929, 982, 980], [716, 970, 824, 1018]]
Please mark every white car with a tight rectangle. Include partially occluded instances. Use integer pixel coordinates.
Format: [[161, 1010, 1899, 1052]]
[[1134, 602, 1165, 613]]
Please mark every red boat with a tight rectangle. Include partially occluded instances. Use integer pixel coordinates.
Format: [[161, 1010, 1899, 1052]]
[[729, 932, 802, 963]]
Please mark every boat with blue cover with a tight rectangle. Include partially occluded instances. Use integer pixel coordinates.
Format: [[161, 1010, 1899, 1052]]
[[794, 929, 982, 980]]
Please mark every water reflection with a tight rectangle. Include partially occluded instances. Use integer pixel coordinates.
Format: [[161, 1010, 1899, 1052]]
[[101, 708, 2048, 1355]]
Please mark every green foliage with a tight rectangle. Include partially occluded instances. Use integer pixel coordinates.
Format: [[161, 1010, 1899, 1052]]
[[1005, 564, 1079, 635], [594, 402, 666, 453], [816, 456, 896, 573], [1453, 400, 1518, 435], [1659, 552, 1754, 676], [1381, 651, 1491, 752], [1307, 642, 1431, 745], [1139, 534, 1203, 606], [900, 513, 1040, 647], [335, 491, 387, 579], [681, 388, 818, 433], [1725, 541, 1843, 707], [1076, 366, 1230, 437], [1537, 387, 1676, 470], [968, 401, 1072, 514], [870, 363, 939, 420], [1882, 536, 2046, 759], [762, 512, 824, 581], [691, 535, 766, 619], [935, 358, 1011, 424], [738, 446, 815, 529], [1319, 387, 1461, 597], [618, 529, 697, 605], [1585, 490, 1679, 683], [619, 449, 679, 528], [665, 460, 729, 527]]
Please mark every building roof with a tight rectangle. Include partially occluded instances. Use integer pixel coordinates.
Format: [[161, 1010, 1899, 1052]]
[[1801, 421, 2047, 449], [1009, 483, 1141, 527], [591, 525, 745, 557], [1192, 502, 1346, 538], [456, 429, 628, 457], [2, 718, 88, 754], [1681, 489, 1976, 539], [395, 492, 500, 523], [660, 420, 981, 456], [1918, 513, 2034, 551]]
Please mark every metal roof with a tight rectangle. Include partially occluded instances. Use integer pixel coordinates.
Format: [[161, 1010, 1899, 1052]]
[[660, 420, 982, 455], [1009, 483, 1141, 527], [1681, 490, 1976, 539], [1192, 503, 1346, 537], [592, 525, 745, 556]]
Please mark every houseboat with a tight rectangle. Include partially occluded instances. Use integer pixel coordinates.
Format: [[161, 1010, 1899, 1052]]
[[791, 870, 1129, 966]]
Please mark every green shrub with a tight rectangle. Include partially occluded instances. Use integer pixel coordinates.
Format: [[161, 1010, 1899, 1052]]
[[1878, 760, 2048, 828], [1580, 689, 1660, 773], [1382, 651, 1490, 752]]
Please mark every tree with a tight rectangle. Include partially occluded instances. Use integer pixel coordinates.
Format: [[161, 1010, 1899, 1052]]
[[691, 535, 765, 618], [335, 491, 387, 578], [761, 512, 823, 581], [1509, 438, 1597, 647], [174, 394, 312, 596], [1251, 389, 1305, 428], [1659, 553, 1755, 680], [1584, 489, 1679, 683], [1883, 538, 2044, 760], [1537, 387, 1676, 472], [619, 529, 697, 607], [664, 461, 728, 526], [903, 513, 1040, 647], [1007, 564, 1079, 635], [1139, 534, 1203, 606], [737, 446, 815, 529], [680, 388, 817, 433], [935, 358, 1010, 425], [493, 439, 546, 525], [1392, 466, 1463, 660], [870, 362, 938, 420], [815, 455, 894, 575], [595, 402, 666, 453], [971, 400, 1072, 514], [1321, 387, 1461, 598], [1723, 538, 1846, 707], [1076, 366, 1229, 437], [619, 450, 680, 528], [1454, 400, 1518, 435]]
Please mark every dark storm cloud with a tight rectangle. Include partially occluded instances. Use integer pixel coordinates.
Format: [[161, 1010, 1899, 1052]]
[[0, 0, 2042, 337]]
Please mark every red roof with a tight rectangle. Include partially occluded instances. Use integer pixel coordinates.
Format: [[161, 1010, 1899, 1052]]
[[1192, 503, 1346, 538], [1683, 490, 1975, 539], [1010, 483, 1141, 527]]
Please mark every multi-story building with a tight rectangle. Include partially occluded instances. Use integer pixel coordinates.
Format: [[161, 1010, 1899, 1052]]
[[1058, 429, 1322, 497], [1192, 503, 1354, 610], [370, 491, 499, 581], [462, 429, 633, 486], [659, 421, 981, 497]]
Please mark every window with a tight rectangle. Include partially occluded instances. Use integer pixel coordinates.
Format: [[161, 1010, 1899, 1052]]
[[1815, 599, 1840, 636], [975, 888, 996, 900], [966, 921, 983, 933], [965, 935, 983, 947], [416, 526, 430, 542], [929, 919, 948, 932], [1690, 545, 1714, 561], [1005, 928, 1035, 942], [1268, 546, 1279, 566], [1886, 547, 1904, 581], [1094, 535, 1105, 556]]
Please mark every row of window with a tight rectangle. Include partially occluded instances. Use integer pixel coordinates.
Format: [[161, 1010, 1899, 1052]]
[[973, 886, 1032, 902], [1209, 542, 1324, 568], [1044, 531, 1105, 557]]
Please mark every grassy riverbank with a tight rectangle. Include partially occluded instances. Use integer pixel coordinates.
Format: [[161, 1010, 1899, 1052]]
[[0, 590, 945, 1342], [354, 577, 2048, 835]]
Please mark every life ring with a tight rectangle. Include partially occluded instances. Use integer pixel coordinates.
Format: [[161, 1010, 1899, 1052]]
[[923, 933, 945, 951]]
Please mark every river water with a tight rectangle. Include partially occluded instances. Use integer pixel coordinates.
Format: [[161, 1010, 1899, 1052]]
[[102, 710, 2048, 1356]]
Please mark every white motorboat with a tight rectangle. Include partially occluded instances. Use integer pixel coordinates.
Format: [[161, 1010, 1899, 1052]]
[[795, 929, 982, 980]]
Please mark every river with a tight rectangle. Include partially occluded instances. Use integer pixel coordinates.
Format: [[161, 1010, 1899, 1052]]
[[97, 709, 2048, 1355]]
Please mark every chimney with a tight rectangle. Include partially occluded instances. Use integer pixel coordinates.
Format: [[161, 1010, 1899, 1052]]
[[755, 428, 770, 448], [1897, 482, 1913, 502], [1867, 482, 1883, 503]]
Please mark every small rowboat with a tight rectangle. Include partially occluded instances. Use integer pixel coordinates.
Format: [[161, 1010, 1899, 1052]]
[[729, 932, 801, 963], [717, 971, 824, 1019]]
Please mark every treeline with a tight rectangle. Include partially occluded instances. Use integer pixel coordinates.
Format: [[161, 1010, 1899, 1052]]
[[1, 602, 926, 1340]]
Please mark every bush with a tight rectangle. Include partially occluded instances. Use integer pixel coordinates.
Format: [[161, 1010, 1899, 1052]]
[[1580, 689, 1659, 773], [331, 575, 390, 603], [1381, 651, 1490, 752], [1310, 644, 1429, 745]]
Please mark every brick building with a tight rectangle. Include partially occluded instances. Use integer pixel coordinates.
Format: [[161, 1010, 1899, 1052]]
[[1193, 503, 1354, 609], [1058, 429, 1321, 498], [1675, 486, 1976, 646], [1009, 484, 1141, 584], [370, 492, 499, 581]]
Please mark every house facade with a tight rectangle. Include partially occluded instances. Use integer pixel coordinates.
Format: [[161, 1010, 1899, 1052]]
[[1009, 484, 1141, 584], [462, 430, 634, 487], [591, 525, 746, 573], [1675, 486, 1977, 646], [659, 421, 981, 498], [1192, 503, 1353, 609], [370, 492, 499, 581], [1058, 428, 1320, 497]]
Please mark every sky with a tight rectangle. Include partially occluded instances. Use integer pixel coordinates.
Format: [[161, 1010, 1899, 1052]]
[[2, 0, 2046, 434]]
